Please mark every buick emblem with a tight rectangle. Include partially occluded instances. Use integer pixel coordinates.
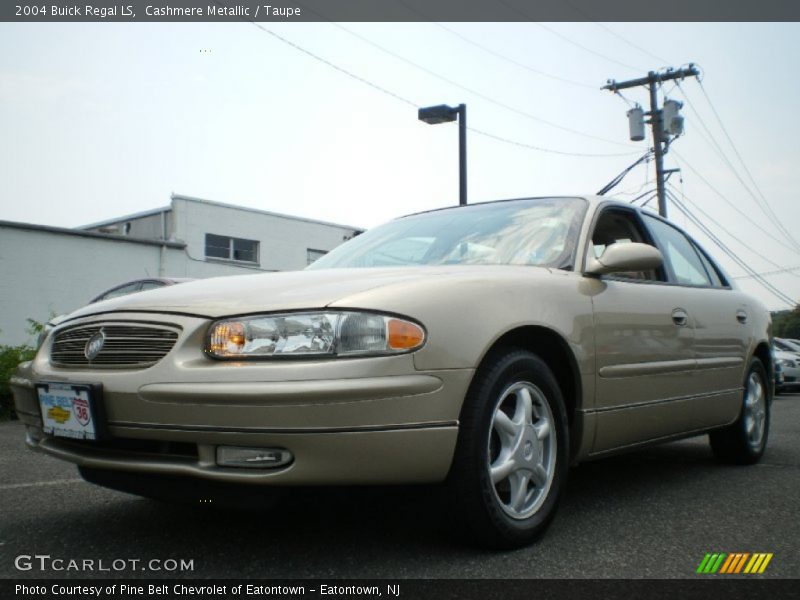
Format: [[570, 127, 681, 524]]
[[84, 329, 106, 361]]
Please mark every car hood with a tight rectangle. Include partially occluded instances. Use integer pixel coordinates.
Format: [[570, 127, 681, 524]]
[[63, 266, 555, 321]]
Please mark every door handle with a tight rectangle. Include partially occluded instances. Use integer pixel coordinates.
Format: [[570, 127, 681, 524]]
[[736, 310, 748, 324], [672, 308, 689, 327]]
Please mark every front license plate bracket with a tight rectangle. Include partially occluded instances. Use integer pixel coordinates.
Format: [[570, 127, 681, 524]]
[[35, 382, 107, 441]]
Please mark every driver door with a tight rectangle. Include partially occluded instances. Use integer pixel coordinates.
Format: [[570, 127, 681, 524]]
[[586, 206, 697, 453]]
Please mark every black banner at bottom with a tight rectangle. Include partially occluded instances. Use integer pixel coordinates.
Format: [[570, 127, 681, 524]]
[[3, 579, 797, 600]]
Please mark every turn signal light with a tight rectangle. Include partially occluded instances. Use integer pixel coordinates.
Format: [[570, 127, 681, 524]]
[[388, 319, 425, 351]]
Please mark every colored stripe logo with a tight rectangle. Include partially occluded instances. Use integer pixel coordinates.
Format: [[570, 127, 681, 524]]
[[697, 553, 773, 574]]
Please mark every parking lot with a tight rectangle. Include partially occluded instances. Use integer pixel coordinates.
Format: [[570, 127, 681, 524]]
[[1, 393, 798, 579]]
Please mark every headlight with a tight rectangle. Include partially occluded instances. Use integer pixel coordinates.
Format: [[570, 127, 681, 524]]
[[777, 358, 796, 368], [206, 311, 425, 359]]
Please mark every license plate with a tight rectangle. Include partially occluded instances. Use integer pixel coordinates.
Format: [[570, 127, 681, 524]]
[[36, 382, 103, 441]]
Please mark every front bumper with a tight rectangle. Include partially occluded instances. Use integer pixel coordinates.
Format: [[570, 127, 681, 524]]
[[12, 312, 472, 485]]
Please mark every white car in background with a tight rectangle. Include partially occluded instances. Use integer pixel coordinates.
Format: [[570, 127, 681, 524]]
[[773, 347, 800, 393], [774, 338, 800, 355]]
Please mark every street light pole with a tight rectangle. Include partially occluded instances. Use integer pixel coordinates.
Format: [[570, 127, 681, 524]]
[[418, 103, 468, 206], [456, 104, 467, 206]]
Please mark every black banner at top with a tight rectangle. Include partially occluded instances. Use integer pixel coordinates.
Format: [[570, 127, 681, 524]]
[[2, 0, 800, 23]]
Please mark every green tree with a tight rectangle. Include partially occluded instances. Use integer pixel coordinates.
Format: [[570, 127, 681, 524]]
[[772, 306, 800, 339], [0, 315, 54, 420], [0, 343, 36, 420]]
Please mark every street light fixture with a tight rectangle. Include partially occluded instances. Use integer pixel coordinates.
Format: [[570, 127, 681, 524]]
[[418, 103, 467, 206]]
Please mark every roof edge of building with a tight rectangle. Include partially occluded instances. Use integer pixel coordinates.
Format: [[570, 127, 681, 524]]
[[170, 193, 365, 233], [79, 206, 171, 230], [0, 220, 186, 249]]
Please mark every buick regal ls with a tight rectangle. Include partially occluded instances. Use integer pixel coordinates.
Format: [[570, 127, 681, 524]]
[[11, 196, 772, 548]]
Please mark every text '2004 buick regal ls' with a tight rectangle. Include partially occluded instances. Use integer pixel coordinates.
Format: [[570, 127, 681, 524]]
[[11, 196, 772, 548]]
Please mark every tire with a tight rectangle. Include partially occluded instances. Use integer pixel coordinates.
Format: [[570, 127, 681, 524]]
[[709, 357, 770, 465], [448, 348, 569, 549]]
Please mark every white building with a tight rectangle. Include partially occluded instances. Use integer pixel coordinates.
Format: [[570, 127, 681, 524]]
[[0, 194, 362, 346]]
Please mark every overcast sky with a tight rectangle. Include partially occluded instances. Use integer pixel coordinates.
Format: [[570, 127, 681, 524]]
[[1, 21, 798, 309]]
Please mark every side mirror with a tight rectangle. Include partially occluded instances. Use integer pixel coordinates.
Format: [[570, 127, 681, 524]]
[[585, 242, 663, 276]]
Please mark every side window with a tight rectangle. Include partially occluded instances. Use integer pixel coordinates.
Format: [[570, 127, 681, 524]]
[[307, 248, 328, 265], [96, 282, 140, 302], [692, 243, 727, 288], [590, 208, 663, 281], [205, 234, 260, 264], [644, 216, 712, 286], [138, 281, 165, 292]]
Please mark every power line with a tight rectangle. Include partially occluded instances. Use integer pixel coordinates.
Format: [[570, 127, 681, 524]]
[[238, 16, 639, 159], [627, 188, 658, 205], [556, 0, 672, 66], [325, 21, 635, 148], [615, 175, 653, 198], [696, 78, 799, 249], [430, 22, 598, 90], [640, 192, 658, 208], [666, 182, 800, 280], [467, 127, 639, 157], [674, 81, 740, 171], [246, 21, 418, 109], [531, 22, 643, 73], [669, 192, 794, 306], [674, 81, 800, 251], [590, 22, 671, 67], [597, 150, 653, 195], [391, 0, 598, 90], [671, 191, 795, 306], [492, 0, 644, 73], [667, 191, 795, 306], [732, 265, 800, 280], [670, 151, 800, 256]]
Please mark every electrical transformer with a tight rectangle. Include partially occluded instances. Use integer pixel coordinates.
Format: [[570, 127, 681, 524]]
[[627, 106, 645, 141], [662, 99, 685, 136]]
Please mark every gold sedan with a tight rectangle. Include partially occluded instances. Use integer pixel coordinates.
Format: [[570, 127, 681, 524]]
[[11, 196, 772, 548]]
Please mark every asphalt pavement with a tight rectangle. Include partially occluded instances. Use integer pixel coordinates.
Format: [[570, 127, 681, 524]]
[[1, 394, 798, 579]]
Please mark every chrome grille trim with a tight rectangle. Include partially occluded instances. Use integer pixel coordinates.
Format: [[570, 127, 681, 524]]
[[51, 322, 181, 368]]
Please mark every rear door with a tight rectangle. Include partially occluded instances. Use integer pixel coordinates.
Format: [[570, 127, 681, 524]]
[[642, 214, 748, 426]]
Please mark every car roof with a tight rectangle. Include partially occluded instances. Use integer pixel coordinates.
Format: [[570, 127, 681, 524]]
[[396, 195, 614, 220]]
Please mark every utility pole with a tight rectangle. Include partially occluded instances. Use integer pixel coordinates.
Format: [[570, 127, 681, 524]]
[[603, 65, 699, 218]]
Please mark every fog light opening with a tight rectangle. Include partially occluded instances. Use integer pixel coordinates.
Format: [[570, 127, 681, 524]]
[[216, 446, 293, 469]]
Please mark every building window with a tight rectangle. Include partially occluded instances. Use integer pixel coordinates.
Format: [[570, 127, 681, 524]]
[[205, 234, 259, 264], [307, 248, 328, 265]]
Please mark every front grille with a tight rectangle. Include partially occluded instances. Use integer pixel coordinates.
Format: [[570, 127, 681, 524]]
[[51, 322, 180, 368]]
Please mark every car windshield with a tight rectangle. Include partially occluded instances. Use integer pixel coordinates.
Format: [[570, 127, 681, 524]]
[[308, 197, 587, 270]]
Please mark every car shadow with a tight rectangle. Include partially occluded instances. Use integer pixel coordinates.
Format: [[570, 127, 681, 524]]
[[5, 436, 740, 579]]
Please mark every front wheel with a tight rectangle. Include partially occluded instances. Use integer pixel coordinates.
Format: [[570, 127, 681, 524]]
[[709, 357, 770, 465], [448, 349, 569, 548]]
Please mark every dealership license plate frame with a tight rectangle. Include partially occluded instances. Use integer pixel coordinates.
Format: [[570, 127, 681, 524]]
[[36, 382, 107, 441]]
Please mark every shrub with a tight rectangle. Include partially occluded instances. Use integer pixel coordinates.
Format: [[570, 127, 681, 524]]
[[0, 344, 36, 421]]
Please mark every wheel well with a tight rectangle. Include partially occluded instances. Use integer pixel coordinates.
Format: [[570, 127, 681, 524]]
[[480, 326, 581, 427], [753, 341, 773, 391]]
